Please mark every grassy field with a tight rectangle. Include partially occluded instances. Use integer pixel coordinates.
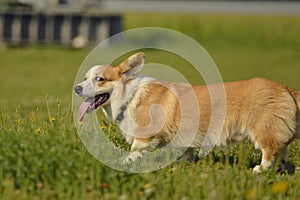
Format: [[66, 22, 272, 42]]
[[1, 13, 300, 199]]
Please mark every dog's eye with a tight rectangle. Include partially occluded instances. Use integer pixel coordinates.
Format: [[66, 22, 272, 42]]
[[84, 77, 87, 81], [95, 76, 104, 82]]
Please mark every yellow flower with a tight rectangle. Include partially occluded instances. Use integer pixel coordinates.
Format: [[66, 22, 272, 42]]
[[35, 127, 41, 135], [15, 118, 24, 125], [100, 125, 107, 129], [29, 115, 36, 123], [49, 116, 56, 122], [272, 181, 288, 194]]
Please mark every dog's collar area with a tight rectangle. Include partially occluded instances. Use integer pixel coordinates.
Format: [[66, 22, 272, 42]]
[[115, 104, 128, 123]]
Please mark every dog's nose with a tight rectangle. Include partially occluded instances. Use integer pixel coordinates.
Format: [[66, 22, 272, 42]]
[[74, 85, 83, 95]]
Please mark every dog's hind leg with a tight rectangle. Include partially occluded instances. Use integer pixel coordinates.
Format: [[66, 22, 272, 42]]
[[253, 146, 278, 173], [253, 145, 289, 173], [276, 146, 288, 173]]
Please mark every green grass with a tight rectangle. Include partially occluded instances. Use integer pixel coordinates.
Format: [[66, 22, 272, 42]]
[[1, 13, 300, 199]]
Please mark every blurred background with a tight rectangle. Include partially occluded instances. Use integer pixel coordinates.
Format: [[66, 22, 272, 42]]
[[0, 0, 299, 47], [1, 0, 300, 101]]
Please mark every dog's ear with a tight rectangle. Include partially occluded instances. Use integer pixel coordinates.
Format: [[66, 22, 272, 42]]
[[118, 52, 145, 77]]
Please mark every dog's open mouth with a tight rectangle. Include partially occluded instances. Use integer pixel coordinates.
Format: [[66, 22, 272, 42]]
[[79, 93, 110, 121]]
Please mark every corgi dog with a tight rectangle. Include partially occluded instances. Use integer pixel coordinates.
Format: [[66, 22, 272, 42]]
[[74, 52, 300, 173]]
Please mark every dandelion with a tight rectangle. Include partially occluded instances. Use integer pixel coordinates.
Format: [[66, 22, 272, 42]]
[[49, 115, 56, 122], [35, 127, 41, 135], [100, 125, 107, 129], [272, 181, 288, 194], [29, 115, 36, 123], [15, 118, 24, 125], [46, 95, 55, 123]]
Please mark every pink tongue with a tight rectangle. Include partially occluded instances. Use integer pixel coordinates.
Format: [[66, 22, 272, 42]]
[[79, 102, 91, 122], [79, 97, 95, 122]]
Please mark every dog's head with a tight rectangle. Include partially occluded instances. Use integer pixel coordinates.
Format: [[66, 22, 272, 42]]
[[74, 52, 145, 121]]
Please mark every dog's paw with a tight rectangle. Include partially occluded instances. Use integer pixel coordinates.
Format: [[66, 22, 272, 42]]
[[252, 165, 262, 173], [122, 151, 143, 165]]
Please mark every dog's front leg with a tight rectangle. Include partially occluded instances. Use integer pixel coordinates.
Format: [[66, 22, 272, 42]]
[[123, 137, 158, 164], [123, 151, 145, 164]]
